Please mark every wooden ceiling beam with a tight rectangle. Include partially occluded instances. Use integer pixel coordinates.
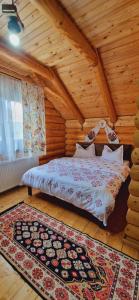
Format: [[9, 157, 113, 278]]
[[30, 0, 97, 66], [33, 73, 71, 104], [0, 39, 53, 80], [32, 72, 84, 123], [44, 86, 64, 100], [0, 39, 84, 124], [32, 73, 46, 87], [30, 0, 117, 123], [0, 65, 34, 84]]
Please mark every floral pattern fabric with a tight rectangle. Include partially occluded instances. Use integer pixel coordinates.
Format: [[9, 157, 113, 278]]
[[85, 119, 119, 144], [22, 157, 130, 225], [0, 203, 138, 300], [22, 81, 46, 155]]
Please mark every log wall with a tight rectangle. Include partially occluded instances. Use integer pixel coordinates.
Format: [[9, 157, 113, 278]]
[[124, 97, 139, 250], [65, 117, 135, 156], [39, 99, 65, 164]]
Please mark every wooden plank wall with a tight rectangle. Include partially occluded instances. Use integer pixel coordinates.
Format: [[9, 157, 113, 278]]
[[0, 1, 139, 122], [65, 117, 135, 156], [39, 99, 65, 164]]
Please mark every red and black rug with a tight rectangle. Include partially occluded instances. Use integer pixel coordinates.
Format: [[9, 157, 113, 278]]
[[0, 202, 138, 300]]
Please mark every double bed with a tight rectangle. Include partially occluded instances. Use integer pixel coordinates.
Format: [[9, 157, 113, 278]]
[[22, 143, 132, 233]]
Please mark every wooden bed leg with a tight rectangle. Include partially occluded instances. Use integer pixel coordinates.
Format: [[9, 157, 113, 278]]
[[28, 186, 32, 196]]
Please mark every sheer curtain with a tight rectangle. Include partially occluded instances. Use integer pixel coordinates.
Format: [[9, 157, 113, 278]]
[[0, 74, 23, 161], [0, 74, 46, 162]]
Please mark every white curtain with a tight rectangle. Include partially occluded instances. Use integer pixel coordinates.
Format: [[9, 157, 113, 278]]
[[0, 74, 23, 161]]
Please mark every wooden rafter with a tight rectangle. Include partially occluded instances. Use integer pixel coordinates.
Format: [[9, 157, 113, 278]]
[[30, 0, 117, 123], [32, 73, 46, 87], [0, 65, 34, 84], [44, 86, 64, 100], [32, 72, 84, 121], [32, 74, 71, 105], [30, 0, 97, 66], [0, 39, 53, 80], [0, 39, 84, 124]]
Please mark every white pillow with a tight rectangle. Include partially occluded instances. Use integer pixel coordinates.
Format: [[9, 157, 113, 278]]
[[101, 145, 123, 164], [73, 143, 95, 158]]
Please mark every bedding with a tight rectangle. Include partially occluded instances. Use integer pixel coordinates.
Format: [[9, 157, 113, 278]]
[[101, 145, 123, 164], [73, 143, 95, 158], [22, 157, 130, 226]]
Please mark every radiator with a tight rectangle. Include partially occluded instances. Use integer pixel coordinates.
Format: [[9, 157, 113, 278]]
[[0, 156, 38, 193]]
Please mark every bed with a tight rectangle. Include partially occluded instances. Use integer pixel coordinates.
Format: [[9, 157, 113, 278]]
[[22, 143, 132, 233]]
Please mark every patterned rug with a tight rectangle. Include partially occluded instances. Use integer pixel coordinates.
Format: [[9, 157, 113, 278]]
[[0, 202, 138, 300]]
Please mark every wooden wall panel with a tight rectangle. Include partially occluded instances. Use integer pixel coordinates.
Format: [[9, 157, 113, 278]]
[[39, 100, 65, 164], [65, 117, 135, 156], [61, 0, 139, 48], [100, 31, 139, 117], [0, 0, 139, 121]]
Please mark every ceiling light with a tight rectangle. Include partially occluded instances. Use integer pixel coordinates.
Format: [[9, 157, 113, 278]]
[[9, 33, 20, 47], [2, 2, 24, 47], [8, 16, 24, 33]]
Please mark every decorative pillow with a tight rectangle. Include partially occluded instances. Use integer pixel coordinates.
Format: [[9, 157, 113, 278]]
[[101, 145, 123, 164], [73, 143, 95, 158]]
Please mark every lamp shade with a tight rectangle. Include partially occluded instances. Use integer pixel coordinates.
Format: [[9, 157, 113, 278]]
[[8, 16, 24, 33]]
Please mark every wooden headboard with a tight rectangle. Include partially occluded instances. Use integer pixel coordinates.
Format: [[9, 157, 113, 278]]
[[79, 142, 133, 163]]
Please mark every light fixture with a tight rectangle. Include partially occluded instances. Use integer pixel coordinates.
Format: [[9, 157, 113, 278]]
[[2, 1, 24, 47], [9, 33, 20, 47], [8, 15, 24, 34]]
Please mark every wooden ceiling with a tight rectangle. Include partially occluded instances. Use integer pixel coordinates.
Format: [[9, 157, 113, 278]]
[[0, 0, 139, 121]]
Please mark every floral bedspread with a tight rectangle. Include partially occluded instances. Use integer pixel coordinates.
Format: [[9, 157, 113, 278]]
[[22, 157, 130, 225]]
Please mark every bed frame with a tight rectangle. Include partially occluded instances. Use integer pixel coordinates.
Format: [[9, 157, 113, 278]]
[[27, 143, 133, 233]]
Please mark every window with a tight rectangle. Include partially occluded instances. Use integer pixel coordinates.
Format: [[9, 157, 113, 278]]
[[11, 101, 23, 157], [0, 74, 23, 161], [0, 74, 46, 161]]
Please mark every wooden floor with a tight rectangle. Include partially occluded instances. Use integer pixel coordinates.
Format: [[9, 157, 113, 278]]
[[0, 187, 139, 300]]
